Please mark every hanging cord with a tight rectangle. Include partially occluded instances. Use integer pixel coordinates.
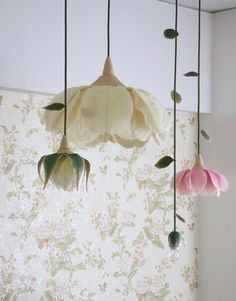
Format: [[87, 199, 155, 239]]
[[64, 0, 68, 136], [107, 0, 111, 57], [173, 0, 178, 232], [197, 0, 201, 154]]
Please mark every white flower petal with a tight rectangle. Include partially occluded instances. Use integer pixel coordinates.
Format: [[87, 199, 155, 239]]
[[120, 108, 151, 142], [44, 87, 85, 133], [50, 155, 76, 191], [129, 88, 170, 141], [44, 84, 169, 148], [80, 86, 133, 134]]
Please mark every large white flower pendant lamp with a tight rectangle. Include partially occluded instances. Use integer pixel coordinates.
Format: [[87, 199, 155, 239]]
[[44, 0, 169, 148]]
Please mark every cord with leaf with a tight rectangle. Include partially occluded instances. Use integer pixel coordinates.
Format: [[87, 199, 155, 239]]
[[155, 0, 228, 256], [155, 0, 182, 255]]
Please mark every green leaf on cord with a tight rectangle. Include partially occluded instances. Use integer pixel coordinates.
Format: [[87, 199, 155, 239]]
[[68, 153, 84, 190], [164, 28, 179, 39], [84, 159, 90, 191], [176, 213, 186, 223], [184, 71, 199, 77], [171, 90, 182, 103], [44, 103, 65, 111], [43, 153, 61, 189], [201, 129, 212, 141], [155, 156, 174, 169]]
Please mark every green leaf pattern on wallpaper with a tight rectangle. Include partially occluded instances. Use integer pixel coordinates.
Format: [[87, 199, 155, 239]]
[[0, 90, 198, 300]]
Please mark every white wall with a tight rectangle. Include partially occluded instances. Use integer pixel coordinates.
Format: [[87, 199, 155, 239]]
[[199, 9, 236, 301], [0, 0, 212, 112]]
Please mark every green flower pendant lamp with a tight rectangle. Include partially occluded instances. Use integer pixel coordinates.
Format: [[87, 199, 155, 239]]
[[38, 0, 90, 191]]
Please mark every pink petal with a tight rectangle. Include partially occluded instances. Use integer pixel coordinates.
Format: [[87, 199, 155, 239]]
[[170, 169, 188, 188], [220, 174, 228, 191], [184, 169, 207, 196], [202, 171, 218, 196], [171, 170, 190, 195], [177, 170, 192, 195], [207, 169, 228, 195]]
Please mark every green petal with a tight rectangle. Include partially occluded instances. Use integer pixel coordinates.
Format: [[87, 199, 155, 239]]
[[37, 156, 45, 182], [43, 153, 61, 189], [68, 154, 84, 190], [84, 159, 90, 192], [168, 231, 181, 249]]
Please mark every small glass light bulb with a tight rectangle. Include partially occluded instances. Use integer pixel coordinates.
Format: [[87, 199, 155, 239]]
[[167, 230, 181, 261], [168, 247, 180, 260]]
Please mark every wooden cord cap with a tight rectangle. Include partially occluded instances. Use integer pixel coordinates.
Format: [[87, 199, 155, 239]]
[[91, 57, 125, 87], [193, 153, 205, 169], [57, 135, 73, 154]]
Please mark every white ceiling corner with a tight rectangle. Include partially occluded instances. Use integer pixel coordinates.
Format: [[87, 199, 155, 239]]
[[158, 0, 236, 12]]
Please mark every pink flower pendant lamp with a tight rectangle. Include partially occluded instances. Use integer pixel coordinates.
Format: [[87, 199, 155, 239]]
[[173, 0, 228, 197], [173, 154, 228, 197]]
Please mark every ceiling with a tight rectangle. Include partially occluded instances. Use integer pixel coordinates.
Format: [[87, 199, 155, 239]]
[[158, 0, 236, 12]]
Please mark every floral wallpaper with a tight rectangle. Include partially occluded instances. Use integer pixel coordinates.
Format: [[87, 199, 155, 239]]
[[0, 89, 198, 301]]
